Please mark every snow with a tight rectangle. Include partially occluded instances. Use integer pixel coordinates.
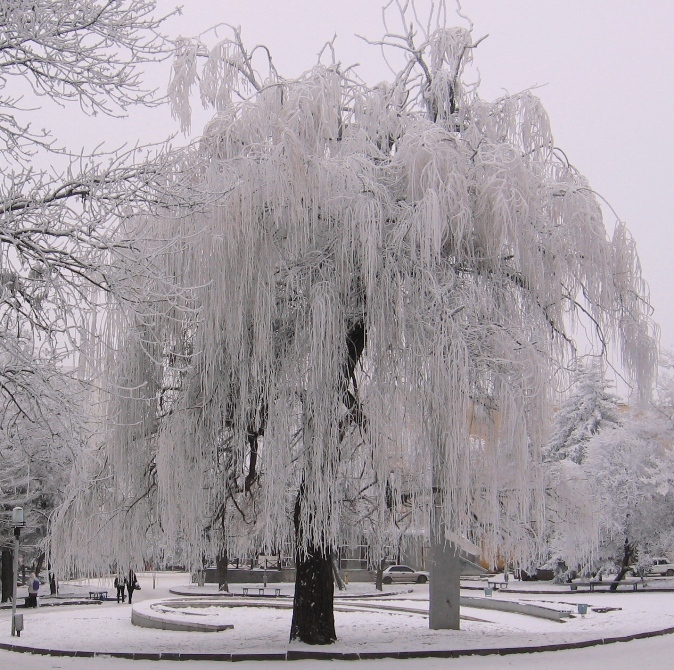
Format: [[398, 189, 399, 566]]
[[1, 572, 674, 668]]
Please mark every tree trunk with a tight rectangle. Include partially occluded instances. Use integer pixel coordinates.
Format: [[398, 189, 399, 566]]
[[288, 320, 366, 644], [47, 561, 58, 595], [49, 571, 58, 595], [34, 551, 46, 577], [1, 548, 13, 602], [290, 545, 336, 644], [375, 557, 385, 591], [289, 489, 336, 645], [610, 538, 636, 592], [429, 523, 461, 630], [331, 553, 346, 591], [216, 552, 228, 592]]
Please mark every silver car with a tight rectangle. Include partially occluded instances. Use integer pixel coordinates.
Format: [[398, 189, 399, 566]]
[[382, 565, 429, 584]]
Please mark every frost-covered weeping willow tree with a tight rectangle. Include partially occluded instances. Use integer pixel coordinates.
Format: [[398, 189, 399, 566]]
[[51, 1, 656, 644]]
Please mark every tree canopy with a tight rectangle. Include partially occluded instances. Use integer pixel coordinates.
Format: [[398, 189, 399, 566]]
[[51, 0, 658, 643], [0, 1, 192, 578]]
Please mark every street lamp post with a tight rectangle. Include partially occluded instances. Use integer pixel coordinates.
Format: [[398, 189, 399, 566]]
[[11, 506, 25, 637]]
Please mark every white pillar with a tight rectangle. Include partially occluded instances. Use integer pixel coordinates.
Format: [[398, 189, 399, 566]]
[[429, 524, 461, 630]]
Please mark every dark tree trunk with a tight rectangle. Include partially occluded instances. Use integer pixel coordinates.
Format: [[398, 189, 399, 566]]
[[216, 551, 228, 592], [46, 560, 58, 595], [244, 429, 260, 492], [610, 538, 637, 591], [290, 545, 336, 644], [290, 489, 336, 645], [1, 548, 13, 602], [49, 570, 58, 595], [289, 319, 366, 644], [34, 551, 45, 577], [375, 557, 385, 591], [245, 406, 267, 493]]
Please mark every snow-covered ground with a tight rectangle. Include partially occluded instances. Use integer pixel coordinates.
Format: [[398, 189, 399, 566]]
[[1, 572, 673, 668]]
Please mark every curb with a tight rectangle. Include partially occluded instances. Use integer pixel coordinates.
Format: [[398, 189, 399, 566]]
[[461, 584, 674, 595], [168, 587, 413, 599], [0, 599, 102, 610], [2, 625, 674, 661]]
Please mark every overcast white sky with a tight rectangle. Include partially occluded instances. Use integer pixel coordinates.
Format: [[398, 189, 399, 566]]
[[162, 0, 674, 350], [75, 1, 674, 352]]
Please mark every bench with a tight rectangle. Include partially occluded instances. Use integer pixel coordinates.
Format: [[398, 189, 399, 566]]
[[486, 580, 509, 590], [241, 587, 282, 597], [570, 580, 645, 592], [241, 587, 265, 596], [88, 590, 108, 600]]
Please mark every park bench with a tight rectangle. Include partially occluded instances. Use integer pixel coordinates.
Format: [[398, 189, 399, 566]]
[[485, 576, 511, 590], [569, 579, 645, 592], [487, 580, 508, 590], [88, 590, 108, 600], [241, 587, 282, 597]]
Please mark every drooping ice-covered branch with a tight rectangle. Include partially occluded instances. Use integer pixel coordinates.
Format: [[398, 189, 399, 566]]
[[54, 1, 658, 605]]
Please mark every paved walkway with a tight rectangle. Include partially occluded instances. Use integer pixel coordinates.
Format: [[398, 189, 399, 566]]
[[1, 635, 671, 670]]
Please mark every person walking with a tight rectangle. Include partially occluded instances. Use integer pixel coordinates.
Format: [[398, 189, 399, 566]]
[[126, 569, 139, 604], [114, 573, 126, 603], [27, 572, 40, 607]]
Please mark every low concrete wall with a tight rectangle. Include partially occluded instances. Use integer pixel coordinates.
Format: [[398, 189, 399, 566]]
[[460, 596, 571, 621], [343, 570, 375, 583], [202, 568, 296, 584], [204, 563, 484, 585], [203, 567, 377, 584]]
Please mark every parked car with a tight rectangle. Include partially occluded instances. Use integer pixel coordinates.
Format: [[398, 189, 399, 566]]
[[647, 558, 674, 576], [382, 565, 429, 584]]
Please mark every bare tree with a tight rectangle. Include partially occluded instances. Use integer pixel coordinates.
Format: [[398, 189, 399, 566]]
[[0, 1, 189, 337], [0, 2, 218, 588], [0, 328, 91, 600]]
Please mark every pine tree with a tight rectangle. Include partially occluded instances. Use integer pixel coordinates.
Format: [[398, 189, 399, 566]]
[[545, 362, 622, 464], [543, 357, 674, 579]]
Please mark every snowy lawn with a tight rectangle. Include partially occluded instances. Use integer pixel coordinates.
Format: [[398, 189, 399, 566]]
[[2, 573, 674, 657]]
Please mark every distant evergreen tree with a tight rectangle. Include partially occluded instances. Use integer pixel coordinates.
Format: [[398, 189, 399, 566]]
[[541, 355, 674, 582], [544, 362, 622, 464]]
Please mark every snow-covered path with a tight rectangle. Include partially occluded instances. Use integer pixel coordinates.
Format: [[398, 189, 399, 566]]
[[0, 634, 673, 670], [0, 573, 673, 668]]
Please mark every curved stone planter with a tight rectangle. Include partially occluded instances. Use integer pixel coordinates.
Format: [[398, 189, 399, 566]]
[[132, 599, 235, 632]]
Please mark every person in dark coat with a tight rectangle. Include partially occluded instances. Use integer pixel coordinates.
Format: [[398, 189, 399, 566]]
[[127, 569, 139, 604], [114, 573, 126, 603], [27, 572, 40, 607]]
